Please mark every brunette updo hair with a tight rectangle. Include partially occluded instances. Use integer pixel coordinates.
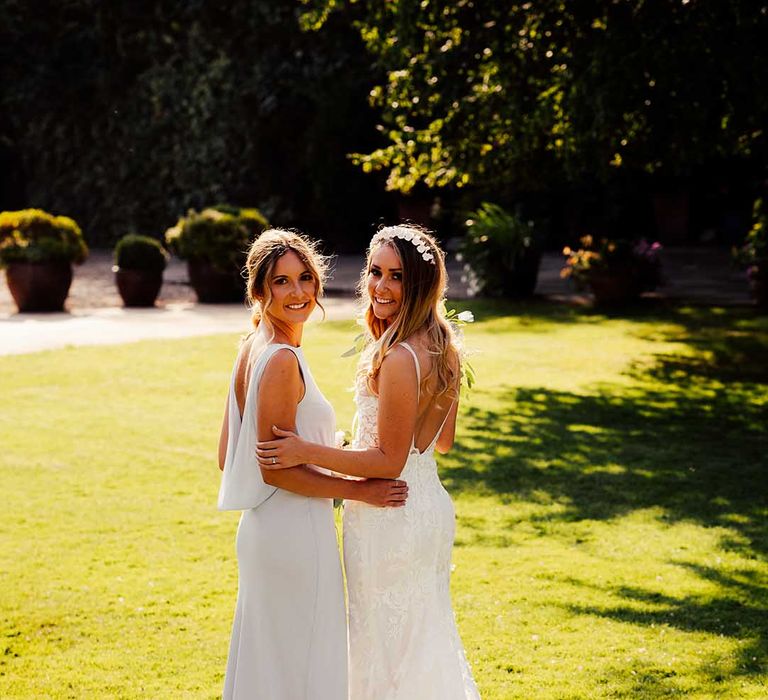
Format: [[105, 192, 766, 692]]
[[244, 228, 329, 332]]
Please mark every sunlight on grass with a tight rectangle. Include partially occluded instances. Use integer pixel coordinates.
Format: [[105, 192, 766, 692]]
[[1, 303, 766, 698]]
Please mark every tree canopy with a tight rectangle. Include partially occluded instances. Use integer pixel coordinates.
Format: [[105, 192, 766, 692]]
[[306, 0, 768, 194], [2, 1, 766, 245]]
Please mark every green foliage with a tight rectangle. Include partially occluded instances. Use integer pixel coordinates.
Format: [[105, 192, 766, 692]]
[[165, 207, 262, 274], [0, 208, 88, 268], [0, 2, 387, 247], [444, 307, 476, 390], [113, 234, 168, 272], [210, 204, 269, 241], [459, 203, 539, 297], [307, 1, 768, 193], [733, 199, 768, 277]]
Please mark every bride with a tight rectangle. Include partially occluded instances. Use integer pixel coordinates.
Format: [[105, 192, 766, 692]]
[[257, 224, 480, 699]]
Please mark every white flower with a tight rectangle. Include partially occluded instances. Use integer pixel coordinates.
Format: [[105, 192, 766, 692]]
[[457, 310, 474, 323], [370, 229, 435, 264], [334, 430, 346, 448]]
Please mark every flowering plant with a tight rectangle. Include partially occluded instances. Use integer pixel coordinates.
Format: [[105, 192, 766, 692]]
[[444, 307, 476, 390], [631, 238, 664, 291], [0, 209, 88, 267], [561, 235, 662, 291], [733, 198, 768, 281]]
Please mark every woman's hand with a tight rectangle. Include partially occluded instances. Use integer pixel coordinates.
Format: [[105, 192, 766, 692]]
[[257, 426, 308, 469], [358, 478, 409, 508]]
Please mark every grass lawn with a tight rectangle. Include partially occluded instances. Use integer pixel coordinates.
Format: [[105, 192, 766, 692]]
[[1, 301, 767, 698]]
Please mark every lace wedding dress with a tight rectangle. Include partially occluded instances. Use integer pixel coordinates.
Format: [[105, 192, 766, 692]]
[[343, 342, 481, 699]]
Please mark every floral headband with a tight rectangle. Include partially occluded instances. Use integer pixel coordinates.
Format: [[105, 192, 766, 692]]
[[369, 227, 436, 264]]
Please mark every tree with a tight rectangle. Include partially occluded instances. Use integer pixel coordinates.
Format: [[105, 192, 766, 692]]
[[305, 1, 768, 194], [0, 0, 387, 246]]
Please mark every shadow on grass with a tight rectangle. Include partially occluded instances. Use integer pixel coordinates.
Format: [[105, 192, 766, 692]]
[[443, 303, 768, 687], [445, 302, 768, 541], [634, 312, 768, 386], [446, 383, 767, 546], [445, 381, 768, 685], [559, 564, 767, 683]]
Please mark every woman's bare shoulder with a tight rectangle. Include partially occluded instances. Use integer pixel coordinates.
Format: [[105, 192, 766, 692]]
[[379, 345, 420, 391], [381, 343, 416, 370], [259, 347, 304, 406], [261, 346, 301, 378]]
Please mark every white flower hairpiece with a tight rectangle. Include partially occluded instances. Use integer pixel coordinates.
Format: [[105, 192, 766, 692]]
[[370, 227, 436, 264]]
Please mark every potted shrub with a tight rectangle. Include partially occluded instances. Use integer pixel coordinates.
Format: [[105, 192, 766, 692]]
[[0, 209, 88, 312], [210, 204, 269, 240], [733, 198, 768, 310], [113, 234, 169, 307], [561, 235, 663, 306], [165, 206, 268, 303], [459, 202, 542, 297]]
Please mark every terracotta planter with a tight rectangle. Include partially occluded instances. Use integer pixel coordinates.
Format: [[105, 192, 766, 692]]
[[187, 259, 244, 303], [115, 269, 163, 307], [5, 261, 73, 312], [587, 268, 642, 306]]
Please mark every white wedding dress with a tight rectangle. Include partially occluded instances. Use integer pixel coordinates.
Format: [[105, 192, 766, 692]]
[[343, 342, 481, 699]]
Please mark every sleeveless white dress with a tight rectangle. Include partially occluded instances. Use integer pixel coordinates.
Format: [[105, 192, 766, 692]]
[[218, 338, 347, 700], [343, 342, 481, 699]]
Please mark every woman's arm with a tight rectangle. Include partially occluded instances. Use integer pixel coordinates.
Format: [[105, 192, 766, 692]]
[[434, 398, 459, 454], [257, 347, 418, 479], [256, 349, 408, 506]]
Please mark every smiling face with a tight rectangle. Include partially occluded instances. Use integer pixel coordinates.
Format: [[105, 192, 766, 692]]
[[367, 243, 403, 322], [264, 249, 317, 326]]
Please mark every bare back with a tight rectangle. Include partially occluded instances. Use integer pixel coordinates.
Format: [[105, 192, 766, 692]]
[[397, 338, 459, 454]]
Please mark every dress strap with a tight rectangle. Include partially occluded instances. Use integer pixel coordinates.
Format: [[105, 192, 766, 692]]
[[399, 342, 421, 400], [425, 396, 456, 452], [399, 341, 454, 453], [399, 341, 421, 453]]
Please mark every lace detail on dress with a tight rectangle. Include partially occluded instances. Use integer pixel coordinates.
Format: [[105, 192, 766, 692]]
[[343, 356, 480, 699], [352, 373, 380, 450]]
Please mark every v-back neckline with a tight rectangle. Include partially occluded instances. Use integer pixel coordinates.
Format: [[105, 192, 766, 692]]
[[399, 341, 454, 455]]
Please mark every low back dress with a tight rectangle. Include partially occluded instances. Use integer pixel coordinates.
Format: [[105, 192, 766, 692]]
[[342, 341, 481, 699], [218, 337, 347, 700]]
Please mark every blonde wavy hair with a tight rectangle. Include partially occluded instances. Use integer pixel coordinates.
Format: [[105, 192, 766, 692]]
[[358, 224, 461, 400], [244, 228, 329, 339]]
